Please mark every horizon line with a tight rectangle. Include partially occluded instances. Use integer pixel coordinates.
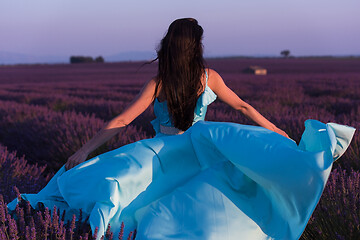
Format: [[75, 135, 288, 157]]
[[1, 55, 360, 67]]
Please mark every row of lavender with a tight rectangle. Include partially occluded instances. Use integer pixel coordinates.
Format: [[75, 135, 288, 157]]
[[0, 58, 359, 239]]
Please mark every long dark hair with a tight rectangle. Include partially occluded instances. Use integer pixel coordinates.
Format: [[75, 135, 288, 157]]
[[154, 18, 205, 131]]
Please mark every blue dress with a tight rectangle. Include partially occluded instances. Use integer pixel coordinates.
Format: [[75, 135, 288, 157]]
[[8, 72, 356, 240]]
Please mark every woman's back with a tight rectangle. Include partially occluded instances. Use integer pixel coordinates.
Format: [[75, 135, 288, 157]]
[[151, 69, 217, 136]]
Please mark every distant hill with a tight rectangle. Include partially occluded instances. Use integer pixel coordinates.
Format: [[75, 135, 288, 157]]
[[0, 51, 157, 65], [0, 51, 68, 65], [105, 51, 156, 62], [1, 51, 359, 65]]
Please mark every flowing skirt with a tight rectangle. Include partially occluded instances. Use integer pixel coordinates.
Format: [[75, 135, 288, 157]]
[[8, 120, 355, 240]]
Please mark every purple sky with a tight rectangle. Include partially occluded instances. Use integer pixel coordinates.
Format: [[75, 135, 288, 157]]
[[1, 0, 359, 58]]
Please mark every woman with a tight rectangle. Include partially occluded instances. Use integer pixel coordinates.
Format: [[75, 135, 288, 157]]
[[65, 18, 288, 170], [9, 18, 355, 240]]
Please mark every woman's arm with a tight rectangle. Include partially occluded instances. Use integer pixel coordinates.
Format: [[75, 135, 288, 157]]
[[65, 78, 157, 170], [207, 69, 289, 138]]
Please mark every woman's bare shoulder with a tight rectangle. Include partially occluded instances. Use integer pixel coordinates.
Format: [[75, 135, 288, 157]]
[[205, 68, 223, 89]]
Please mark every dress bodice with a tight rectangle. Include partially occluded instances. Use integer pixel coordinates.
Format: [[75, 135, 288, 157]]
[[151, 70, 217, 136]]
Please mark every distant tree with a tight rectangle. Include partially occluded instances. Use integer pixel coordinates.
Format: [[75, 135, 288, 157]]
[[70, 56, 94, 64], [280, 50, 290, 58], [95, 56, 105, 63]]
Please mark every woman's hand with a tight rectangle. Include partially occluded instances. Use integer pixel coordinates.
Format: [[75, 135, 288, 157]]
[[273, 127, 290, 139], [65, 149, 89, 170]]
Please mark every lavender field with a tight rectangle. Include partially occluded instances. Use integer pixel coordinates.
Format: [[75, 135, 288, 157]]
[[0, 58, 359, 239]]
